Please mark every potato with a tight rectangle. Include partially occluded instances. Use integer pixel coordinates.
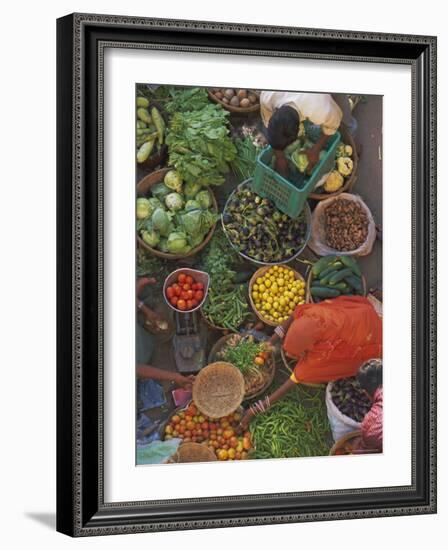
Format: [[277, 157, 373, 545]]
[[224, 88, 235, 99], [248, 93, 258, 104], [237, 89, 248, 99], [240, 98, 251, 108], [230, 96, 240, 107], [222, 97, 230, 104], [214, 91, 224, 99]]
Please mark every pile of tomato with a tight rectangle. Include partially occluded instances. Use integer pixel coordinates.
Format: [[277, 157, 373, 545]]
[[164, 402, 253, 461], [165, 272, 205, 311]]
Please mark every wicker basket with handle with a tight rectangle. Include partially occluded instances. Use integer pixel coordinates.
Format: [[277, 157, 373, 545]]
[[207, 90, 260, 113]]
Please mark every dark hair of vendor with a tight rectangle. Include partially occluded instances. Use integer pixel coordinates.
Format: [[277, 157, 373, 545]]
[[266, 105, 300, 150], [357, 358, 383, 396]]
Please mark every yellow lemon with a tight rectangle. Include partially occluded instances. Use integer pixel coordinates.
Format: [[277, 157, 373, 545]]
[[279, 297, 286, 306], [271, 282, 278, 293], [256, 278, 263, 285], [264, 279, 272, 288], [273, 301, 279, 310], [278, 278, 285, 287], [289, 301, 296, 309], [299, 288, 305, 296], [291, 287, 298, 295], [267, 296, 273, 304], [252, 284, 259, 291], [264, 303, 272, 311], [252, 291, 259, 299], [259, 284, 266, 293], [273, 311, 279, 319]]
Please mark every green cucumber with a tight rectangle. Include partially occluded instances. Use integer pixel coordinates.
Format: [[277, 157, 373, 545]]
[[318, 262, 343, 281], [320, 269, 341, 286], [340, 256, 362, 277], [311, 286, 341, 298], [345, 275, 363, 292], [331, 281, 349, 291], [329, 268, 354, 285], [312, 255, 337, 277]]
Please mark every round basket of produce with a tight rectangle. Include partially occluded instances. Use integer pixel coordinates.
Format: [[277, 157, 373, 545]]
[[279, 347, 326, 389], [306, 255, 366, 303], [329, 431, 363, 456], [208, 334, 275, 399], [161, 400, 253, 461], [222, 180, 311, 265], [308, 193, 376, 257], [136, 99, 169, 171], [136, 167, 219, 259], [167, 442, 217, 463], [249, 265, 306, 326], [309, 125, 358, 200], [163, 268, 209, 313], [192, 362, 245, 419], [208, 88, 260, 113]]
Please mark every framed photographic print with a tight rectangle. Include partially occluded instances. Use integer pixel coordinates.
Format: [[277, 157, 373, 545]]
[[56, 13, 437, 537]]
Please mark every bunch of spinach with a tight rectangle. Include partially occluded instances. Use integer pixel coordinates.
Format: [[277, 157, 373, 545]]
[[165, 87, 209, 114], [166, 104, 237, 186]]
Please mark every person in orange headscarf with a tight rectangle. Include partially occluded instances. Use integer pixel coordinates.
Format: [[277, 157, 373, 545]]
[[240, 296, 382, 429]]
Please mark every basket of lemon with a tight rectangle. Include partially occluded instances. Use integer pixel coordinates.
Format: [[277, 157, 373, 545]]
[[249, 265, 307, 327]]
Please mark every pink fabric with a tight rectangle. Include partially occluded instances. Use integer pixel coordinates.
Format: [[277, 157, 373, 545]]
[[360, 387, 383, 451]]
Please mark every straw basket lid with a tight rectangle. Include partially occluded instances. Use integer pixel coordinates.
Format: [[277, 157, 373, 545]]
[[192, 362, 245, 419], [170, 442, 217, 463]]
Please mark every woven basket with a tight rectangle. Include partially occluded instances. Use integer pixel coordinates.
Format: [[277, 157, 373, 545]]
[[136, 167, 218, 259], [329, 431, 363, 456], [168, 442, 217, 463], [308, 124, 359, 200], [208, 334, 276, 400], [248, 266, 306, 327], [192, 362, 245, 419], [208, 90, 260, 113], [306, 268, 367, 303]]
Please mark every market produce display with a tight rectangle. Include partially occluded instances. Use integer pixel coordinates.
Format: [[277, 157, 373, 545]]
[[136, 97, 166, 164], [250, 266, 306, 324], [214, 334, 274, 397], [163, 401, 253, 461], [309, 255, 364, 301], [209, 88, 259, 110], [136, 170, 219, 256], [166, 95, 237, 186], [324, 198, 369, 251], [330, 377, 372, 423], [222, 182, 309, 264], [200, 229, 252, 331], [165, 271, 205, 312], [250, 385, 331, 459]]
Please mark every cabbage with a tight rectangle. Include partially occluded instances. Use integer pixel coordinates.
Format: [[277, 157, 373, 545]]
[[158, 237, 169, 252], [142, 229, 160, 247], [164, 170, 183, 193], [165, 192, 184, 212], [180, 209, 202, 237], [184, 181, 202, 200], [185, 199, 201, 212], [166, 231, 190, 254], [195, 189, 212, 209], [148, 197, 163, 213], [151, 182, 171, 201], [152, 207, 170, 235], [188, 233, 205, 248], [136, 198, 151, 220]]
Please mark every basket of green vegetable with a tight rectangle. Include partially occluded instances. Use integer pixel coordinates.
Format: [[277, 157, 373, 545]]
[[208, 334, 275, 399], [306, 255, 366, 303], [136, 98, 168, 171], [136, 167, 219, 259], [222, 180, 311, 266]]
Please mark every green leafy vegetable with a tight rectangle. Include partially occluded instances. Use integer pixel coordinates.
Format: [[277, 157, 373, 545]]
[[195, 189, 212, 209]]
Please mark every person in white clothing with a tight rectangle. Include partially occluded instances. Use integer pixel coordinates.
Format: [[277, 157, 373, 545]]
[[260, 91, 343, 177]]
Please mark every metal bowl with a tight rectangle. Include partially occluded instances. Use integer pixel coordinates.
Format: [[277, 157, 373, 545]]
[[221, 179, 312, 266], [163, 268, 210, 313]]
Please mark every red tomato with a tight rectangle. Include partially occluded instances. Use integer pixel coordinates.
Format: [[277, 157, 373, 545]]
[[182, 283, 191, 291], [185, 275, 194, 285], [191, 283, 199, 290], [170, 296, 179, 306], [178, 273, 187, 284], [195, 282, 204, 290], [174, 286, 182, 297], [180, 291, 189, 300], [186, 299, 194, 310], [187, 289, 194, 299], [194, 290, 204, 301], [177, 299, 187, 311], [166, 286, 175, 299], [191, 299, 199, 308]]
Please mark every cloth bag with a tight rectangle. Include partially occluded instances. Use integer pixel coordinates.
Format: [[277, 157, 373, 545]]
[[325, 382, 361, 442], [308, 193, 376, 257]]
